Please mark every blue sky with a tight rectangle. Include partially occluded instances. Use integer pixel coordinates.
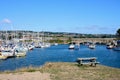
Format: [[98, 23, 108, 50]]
[[0, 0, 120, 34]]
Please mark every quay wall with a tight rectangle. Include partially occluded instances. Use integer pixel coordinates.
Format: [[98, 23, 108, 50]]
[[59, 38, 115, 44], [72, 38, 115, 44]]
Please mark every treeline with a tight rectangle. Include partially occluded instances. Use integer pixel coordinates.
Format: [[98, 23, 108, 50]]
[[0, 30, 115, 39]]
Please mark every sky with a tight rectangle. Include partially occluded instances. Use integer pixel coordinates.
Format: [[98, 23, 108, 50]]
[[0, 0, 120, 34]]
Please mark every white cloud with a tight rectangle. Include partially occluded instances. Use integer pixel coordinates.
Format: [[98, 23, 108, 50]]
[[1, 18, 12, 24]]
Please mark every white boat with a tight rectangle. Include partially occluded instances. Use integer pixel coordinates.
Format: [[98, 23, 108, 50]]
[[54, 43, 58, 46], [106, 45, 114, 49], [28, 45, 34, 50], [14, 46, 27, 57], [40, 42, 51, 48], [35, 43, 41, 48], [113, 40, 120, 51], [89, 44, 96, 49], [69, 44, 75, 49], [1, 50, 15, 57], [15, 51, 26, 57]]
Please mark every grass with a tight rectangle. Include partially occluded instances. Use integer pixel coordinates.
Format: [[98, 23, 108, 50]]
[[0, 62, 120, 80], [39, 62, 120, 80]]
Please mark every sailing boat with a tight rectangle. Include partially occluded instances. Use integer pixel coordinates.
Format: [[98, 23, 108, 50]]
[[1, 30, 15, 58], [40, 31, 51, 48], [35, 32, 41, 48]]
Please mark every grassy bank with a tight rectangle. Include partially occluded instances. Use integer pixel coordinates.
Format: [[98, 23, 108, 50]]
[[1, 62, 120, 80]]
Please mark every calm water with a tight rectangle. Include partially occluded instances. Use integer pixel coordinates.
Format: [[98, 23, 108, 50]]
[[0, 44, 120, 71]]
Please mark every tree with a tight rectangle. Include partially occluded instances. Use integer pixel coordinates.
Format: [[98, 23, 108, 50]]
[[116, 28, 120, 39]]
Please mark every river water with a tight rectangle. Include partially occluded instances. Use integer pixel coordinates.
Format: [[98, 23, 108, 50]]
[[0, 44, 120, 71]]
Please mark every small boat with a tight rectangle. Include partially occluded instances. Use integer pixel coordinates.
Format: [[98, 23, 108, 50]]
[[15, 51, 26, 57], [89, 44, 95, 49], [28, 45, 34, 50], [40, 42, 51, 48], [14, 48, 26, 57], [1, 50, 15, 58], [54, 43, 58, 46], [106, 45, 114, 49], [113, 40, 120, 51], [69, 44, 75, 49]]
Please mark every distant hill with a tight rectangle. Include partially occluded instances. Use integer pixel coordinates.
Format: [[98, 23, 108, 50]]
[[0, 30, 115, 38]]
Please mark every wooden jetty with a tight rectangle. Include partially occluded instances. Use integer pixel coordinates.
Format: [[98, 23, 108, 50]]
[[76, 57, 100, 66]]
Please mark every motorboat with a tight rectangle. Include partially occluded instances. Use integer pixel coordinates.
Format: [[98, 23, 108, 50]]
[[113, 40, 120, 51], [14, 46, 27, 57], [106, 45, 114, 49], [88, 44, 95, 49], [68, 44, 75, 49]]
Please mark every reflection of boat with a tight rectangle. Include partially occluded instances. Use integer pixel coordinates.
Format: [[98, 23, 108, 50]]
[[69, 44, 75, 49]]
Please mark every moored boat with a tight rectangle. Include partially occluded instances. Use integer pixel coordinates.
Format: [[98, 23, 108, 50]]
[[113, 40, 120, 51], [88, 43, 96, 49], [106, 45, 114, 49], [69, 44, 75, 49]]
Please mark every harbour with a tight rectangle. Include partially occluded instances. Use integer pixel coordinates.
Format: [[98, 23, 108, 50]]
[[0, 0, 120, 80], [0, 44, 120, 71]]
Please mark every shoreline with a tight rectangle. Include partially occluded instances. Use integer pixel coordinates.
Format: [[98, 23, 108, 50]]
[[0, 62, 120, 80], [0, 62, 120, 73]]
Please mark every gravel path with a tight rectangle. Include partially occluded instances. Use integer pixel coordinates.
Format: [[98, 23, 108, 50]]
[[0, 71, 51, 80]]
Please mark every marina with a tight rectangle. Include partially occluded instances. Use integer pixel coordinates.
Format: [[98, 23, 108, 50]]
[[0, 44, 120, 71], [0, 0, 120, 80]]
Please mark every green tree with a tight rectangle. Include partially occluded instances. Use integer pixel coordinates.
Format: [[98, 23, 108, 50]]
[[116, 28, 120, 39]]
